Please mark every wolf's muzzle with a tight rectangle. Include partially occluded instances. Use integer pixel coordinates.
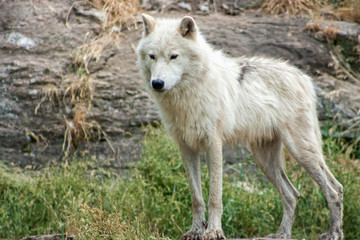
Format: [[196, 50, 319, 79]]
[[151, 79, 165, 91]]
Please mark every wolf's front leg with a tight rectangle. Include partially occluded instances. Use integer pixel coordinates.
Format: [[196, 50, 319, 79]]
[[203, 136, 226, 240], [179, 143, 207, 240]]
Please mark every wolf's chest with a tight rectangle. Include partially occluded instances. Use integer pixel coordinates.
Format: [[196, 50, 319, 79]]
[[158, 97, 217, 146]]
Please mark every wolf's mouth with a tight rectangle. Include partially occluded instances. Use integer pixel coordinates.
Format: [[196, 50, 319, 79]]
[[153, 88, 166, 93]]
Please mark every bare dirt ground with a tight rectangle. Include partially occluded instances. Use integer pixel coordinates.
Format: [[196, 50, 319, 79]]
[[1, 0, 359, 168]]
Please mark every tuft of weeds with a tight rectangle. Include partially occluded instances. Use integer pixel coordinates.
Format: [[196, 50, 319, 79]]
[[1, 126, 359, 239], [35, 83, 62, 115], [63, 73, 94, 107], [63, 104, 100, 155]]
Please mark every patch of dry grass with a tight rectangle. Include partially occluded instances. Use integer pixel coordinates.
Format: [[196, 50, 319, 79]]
[[305, 18, 339, 40], [61, 74, 115, 157], [85, 0, 140, 30], [69, 203, 170, 240], [72, 0, 140, 72], [35, 83, 62, 115], [333, 0, 360, 24], [73, 0, 141, 72], [62, 104, 101, 156], [64, 73, 94, 107], [73, 31, 123, 73], [261, 0, 322, 16], [261, 0, 360, 23]]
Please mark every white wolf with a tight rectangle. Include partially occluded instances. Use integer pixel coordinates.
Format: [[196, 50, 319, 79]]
[[136, 14, 343, 240]]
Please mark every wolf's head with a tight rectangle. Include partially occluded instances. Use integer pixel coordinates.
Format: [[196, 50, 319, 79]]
[[137, 14, 205, 93]]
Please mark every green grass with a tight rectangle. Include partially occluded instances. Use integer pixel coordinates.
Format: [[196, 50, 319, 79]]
[[0, 126, 359, 239]]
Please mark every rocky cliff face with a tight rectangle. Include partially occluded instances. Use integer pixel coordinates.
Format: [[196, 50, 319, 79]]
[[1, 0, 359, 167]]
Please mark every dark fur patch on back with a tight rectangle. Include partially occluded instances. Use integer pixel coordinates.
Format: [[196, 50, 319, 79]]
[[238, 65, 252, 82]]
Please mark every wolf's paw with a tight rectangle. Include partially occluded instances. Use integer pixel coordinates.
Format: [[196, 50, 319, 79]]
[[266, 232, 291, 239], [317, 231, 343, 240], [202, 229, 226, 240], [182, 231, 203, 240]]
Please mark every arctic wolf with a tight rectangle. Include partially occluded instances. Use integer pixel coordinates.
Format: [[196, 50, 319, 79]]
[[136, 14, 343, 240]]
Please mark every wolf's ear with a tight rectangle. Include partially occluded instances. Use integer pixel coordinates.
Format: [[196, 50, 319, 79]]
[[141, 14, 156, 36], [179, 16, 197, 39]]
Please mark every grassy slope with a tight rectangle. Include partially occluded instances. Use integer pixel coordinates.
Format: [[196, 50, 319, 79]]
[[0, 126, 359, 240]]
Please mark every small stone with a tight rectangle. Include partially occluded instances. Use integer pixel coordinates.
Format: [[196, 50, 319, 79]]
[[178, 2, 191, 12], [5, 32, 37, 50]]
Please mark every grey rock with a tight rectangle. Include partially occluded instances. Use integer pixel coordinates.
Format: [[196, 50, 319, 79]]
[[1, 32, 36, 50], [315, 74, 360, 138], [178, 1, 192, 11], [73, 3, 105, 22], [21, 234, 75, 240], [319, 20, 360, 41]]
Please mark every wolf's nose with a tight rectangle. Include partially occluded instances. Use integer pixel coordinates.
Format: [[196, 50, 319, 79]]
[[151, 79, 164, 91]]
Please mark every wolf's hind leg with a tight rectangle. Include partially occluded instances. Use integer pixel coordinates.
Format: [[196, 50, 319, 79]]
[[251, 135, 300, 239], [282, 126, 343, 240], [179, 143, 207, 240]]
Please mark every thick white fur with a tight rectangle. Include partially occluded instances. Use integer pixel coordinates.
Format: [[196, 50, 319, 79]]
[[137, 14, 343, 240]]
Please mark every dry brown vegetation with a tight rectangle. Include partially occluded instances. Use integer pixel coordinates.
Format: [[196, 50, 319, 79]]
[[64, 0, 140, 157], [73, 32, 123, 73], [305, 18, 339, 40], [261, 0, 360, 24], [85, 0, 140, 30], [36, 0, 140, 158], [333, 0, 360, 24], [261, 0, 323, 16], [63, 0, 140, 157], [74, 0, 140, 74], [67, 202, 170, 240]]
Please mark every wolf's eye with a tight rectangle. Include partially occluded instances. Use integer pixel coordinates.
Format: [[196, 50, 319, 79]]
[[170, 54, 178, 60], [149, 54, 155, 60]]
